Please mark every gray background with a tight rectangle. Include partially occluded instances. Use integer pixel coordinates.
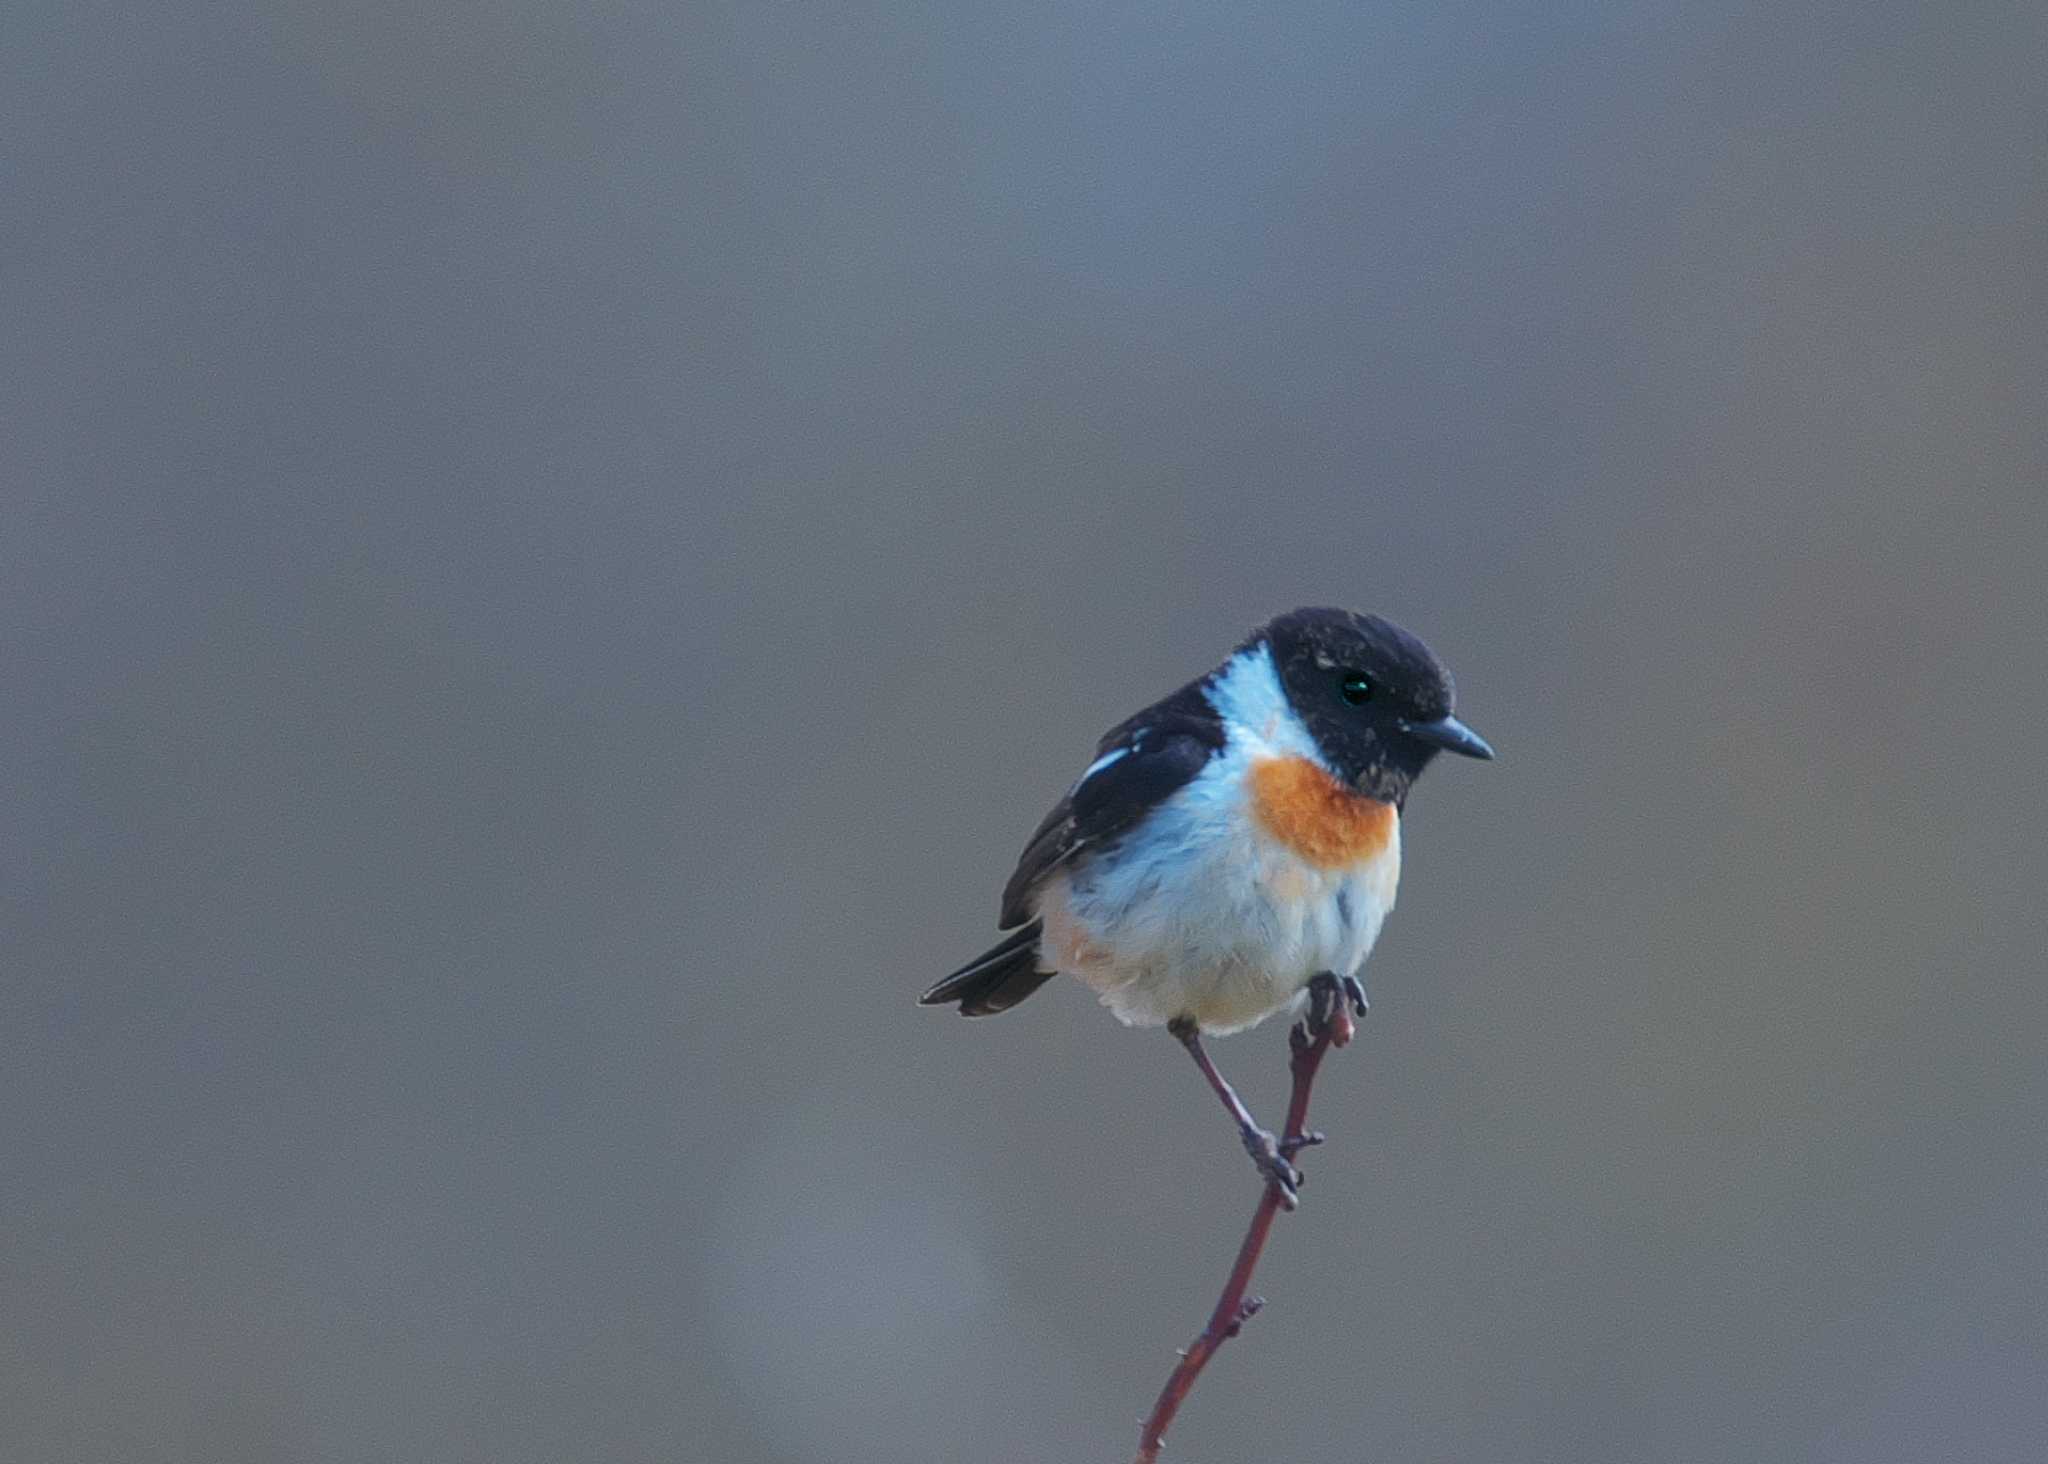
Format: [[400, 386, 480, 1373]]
[[6, 2, 2045, 1461]]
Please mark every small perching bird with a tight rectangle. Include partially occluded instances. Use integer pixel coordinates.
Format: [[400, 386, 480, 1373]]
[[921, 607, 1492, 1207]]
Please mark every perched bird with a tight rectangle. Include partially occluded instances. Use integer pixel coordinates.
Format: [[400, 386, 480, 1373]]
[[921, 607, 1492, 1207]]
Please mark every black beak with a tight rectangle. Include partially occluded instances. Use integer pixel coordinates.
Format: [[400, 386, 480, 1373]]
[[1402, 714, 1495, 760]]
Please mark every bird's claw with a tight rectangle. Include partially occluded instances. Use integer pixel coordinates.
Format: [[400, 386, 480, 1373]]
[[1241, 1125, 1303, 1210], [1278, 1128, 1325, 1159], [1300, 972, 1366, 1047]]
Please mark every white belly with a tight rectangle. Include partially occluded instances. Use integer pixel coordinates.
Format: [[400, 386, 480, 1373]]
[[1039, 787, 1401, 1035]]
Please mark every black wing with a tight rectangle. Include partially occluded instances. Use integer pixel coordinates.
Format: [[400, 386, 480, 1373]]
[[997, 681, 1224, 928]]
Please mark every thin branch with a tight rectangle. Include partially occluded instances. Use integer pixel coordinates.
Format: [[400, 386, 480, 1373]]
[[1134, 976, 1358, 1463]]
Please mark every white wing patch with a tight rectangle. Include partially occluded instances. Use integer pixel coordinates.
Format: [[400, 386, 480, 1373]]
[[1071, 739, 1137, 793]]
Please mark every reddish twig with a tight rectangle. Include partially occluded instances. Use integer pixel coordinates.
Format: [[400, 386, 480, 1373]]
[[1134, 977, 1358, 1463]]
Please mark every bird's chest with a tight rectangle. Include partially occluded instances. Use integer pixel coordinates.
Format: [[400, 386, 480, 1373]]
[[1073, 753, 1401, 973], [1057, 750, 1400, 967], [1048, 753, 1400, 1032], [1237, 756, 1401, 971], [1244, 755, 1398, 872]]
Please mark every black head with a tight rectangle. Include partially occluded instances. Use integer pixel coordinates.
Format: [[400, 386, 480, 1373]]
[[1258, 606, 1493, 805]]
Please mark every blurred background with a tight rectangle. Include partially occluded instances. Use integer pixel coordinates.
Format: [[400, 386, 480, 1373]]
[[6, 2, 2044, 1461]]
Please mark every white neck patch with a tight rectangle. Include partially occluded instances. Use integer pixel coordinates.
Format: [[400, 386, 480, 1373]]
[[1204, 642, 1326, 765]]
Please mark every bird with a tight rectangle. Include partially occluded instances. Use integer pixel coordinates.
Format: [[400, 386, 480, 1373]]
[[920, 606, 1492, 1207]]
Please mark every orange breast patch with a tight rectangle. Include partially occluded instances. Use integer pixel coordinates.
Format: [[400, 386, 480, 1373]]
[[1247, 756, 1396, 868]]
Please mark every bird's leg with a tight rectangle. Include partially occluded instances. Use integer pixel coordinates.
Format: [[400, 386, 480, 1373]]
[[1276, 973, 1366, 1158], [1168, 1017, 1303, 1211]]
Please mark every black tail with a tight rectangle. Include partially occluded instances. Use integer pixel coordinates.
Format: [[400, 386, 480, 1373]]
[[920, 920, 1054, 1016]]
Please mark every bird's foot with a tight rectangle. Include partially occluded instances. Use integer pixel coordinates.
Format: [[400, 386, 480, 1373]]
[[1241, 1123, 1304, 1210], [1278, 1128, 1325, 1160], [1300, 972, 1363, 1049]]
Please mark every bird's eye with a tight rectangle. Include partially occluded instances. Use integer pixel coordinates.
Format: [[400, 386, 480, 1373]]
[[1338, 671, 1374, 706]]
